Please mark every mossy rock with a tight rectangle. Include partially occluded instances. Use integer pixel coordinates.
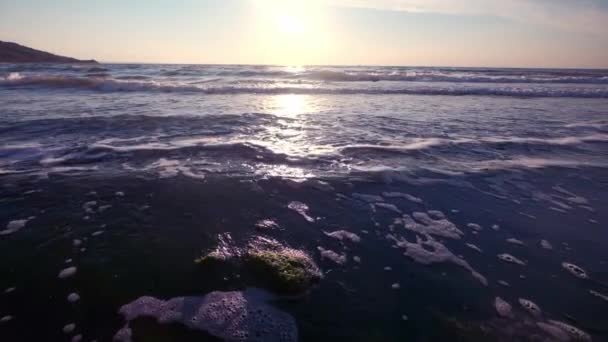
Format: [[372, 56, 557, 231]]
[[243, 250, 321, 294]]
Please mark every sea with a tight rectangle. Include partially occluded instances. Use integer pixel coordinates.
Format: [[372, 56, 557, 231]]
[[1, 64, 608, 341]]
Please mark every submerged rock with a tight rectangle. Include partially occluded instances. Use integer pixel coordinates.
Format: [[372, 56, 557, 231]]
[[115, 289, 297, 342]]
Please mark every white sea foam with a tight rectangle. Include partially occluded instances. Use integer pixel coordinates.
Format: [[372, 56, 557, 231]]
[[0, 216, 35, 236], [506, 238, 525, 246], [399, 211, 463, 239], [381, 192, 423, 203], [561, 262, 589, 279], [317, 246, 347, 265], [494, 297, 513, 318], [387, 234, 487, 285], [58, 267, 77, 279], [518, 298, 542, 317], [497, 253, 526, 266], [115, 289, 297, 342], [323, 230, 361, 243], [287, 201, 315, 222]]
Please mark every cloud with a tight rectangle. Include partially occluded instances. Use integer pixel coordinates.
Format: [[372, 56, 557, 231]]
[[324, 0, 608, 35]]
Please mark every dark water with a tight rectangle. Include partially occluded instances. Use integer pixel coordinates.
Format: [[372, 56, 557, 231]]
[[1, 64, 608, 341]]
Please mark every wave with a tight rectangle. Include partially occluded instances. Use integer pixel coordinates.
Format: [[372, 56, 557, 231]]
[[339, 134, 608, 155], [2, 74, 608, 98]]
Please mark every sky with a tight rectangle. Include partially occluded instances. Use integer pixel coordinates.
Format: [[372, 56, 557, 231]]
[[1, 0, 607, 68]]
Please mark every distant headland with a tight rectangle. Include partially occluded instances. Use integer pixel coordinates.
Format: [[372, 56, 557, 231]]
[[0, 41, 98, 64]]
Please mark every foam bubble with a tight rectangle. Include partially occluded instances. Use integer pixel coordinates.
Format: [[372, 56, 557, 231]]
[[317, 246, 347, 265], [467, 223, 483, 231], [59, 267, 77, 279], [67, 293, 80, 303], [83, 201, 97, 213], [537, 322, 570, 341], [353, 256, 361, 263], [287, 201, 315, 222], [116, 289, 297, 342], [494, 297, 513, 318], [561, 262, 589, 279], [71, 334, 83, 342], [255, 219, 279, 230], [0, 316, 12, 323], [323, 230, 361, 243], [381, 192, 423, 203], [465, 243, 482, 253], [114, 325, 132, 342], [518, 298, 541, 317], [546, 320, 591, 341], [73, 239, 82, 247], [373, 202, 402, 214], [497, 253, 526, 266], [4, 287, 15, 294], [63, 323, 76, 334], [491, 224, 500, 231], [352, 193, 384, 203], [506, 238, 525, 246], [540, 240, 553, 250], [497, 280, 510, 287], [589, 289, 608, 302], [391, 283, 400, 289], [115, 191, 125, 197], [0, 216, 35, 235], [98, 205, 112, 212]]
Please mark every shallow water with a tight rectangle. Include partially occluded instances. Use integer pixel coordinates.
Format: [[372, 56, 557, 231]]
[[1, 64, 608, 341]]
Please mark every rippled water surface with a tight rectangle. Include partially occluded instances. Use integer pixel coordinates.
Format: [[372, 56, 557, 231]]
[[1, 64, 608, 341]]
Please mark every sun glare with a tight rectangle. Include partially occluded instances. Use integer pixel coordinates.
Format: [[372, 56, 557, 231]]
[[277, 14, 305, 34], [252, 0, 332, 65]]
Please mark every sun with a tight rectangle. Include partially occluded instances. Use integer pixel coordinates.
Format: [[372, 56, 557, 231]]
[[277, 14, 305, 34], [252, 0, 332, 65]]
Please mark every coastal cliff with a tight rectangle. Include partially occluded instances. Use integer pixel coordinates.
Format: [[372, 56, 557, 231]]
[[0, 41, 98, 64]]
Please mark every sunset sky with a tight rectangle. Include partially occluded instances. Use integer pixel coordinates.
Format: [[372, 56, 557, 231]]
[[1, 0, 607, 67]]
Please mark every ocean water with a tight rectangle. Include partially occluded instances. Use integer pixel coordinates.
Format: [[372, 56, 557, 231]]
[[1, 64, 608, 341]]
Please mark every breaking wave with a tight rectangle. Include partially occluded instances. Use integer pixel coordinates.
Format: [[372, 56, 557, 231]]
[[2, 73, 608, 98]]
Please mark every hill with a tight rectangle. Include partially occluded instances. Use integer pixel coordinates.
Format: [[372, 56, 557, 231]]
[[0, 41, 98, 64]]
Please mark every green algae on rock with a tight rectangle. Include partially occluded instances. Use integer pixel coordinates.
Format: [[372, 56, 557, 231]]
[[244, 247, 322, 294], [195, 235, 322, 294]]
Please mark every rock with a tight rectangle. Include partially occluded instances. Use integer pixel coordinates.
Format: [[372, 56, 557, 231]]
[[116, 289, 297, 342], [244, 248, 322, 294]]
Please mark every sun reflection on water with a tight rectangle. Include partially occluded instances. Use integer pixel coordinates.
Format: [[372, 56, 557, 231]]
[[269, 94, 312, 117]]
